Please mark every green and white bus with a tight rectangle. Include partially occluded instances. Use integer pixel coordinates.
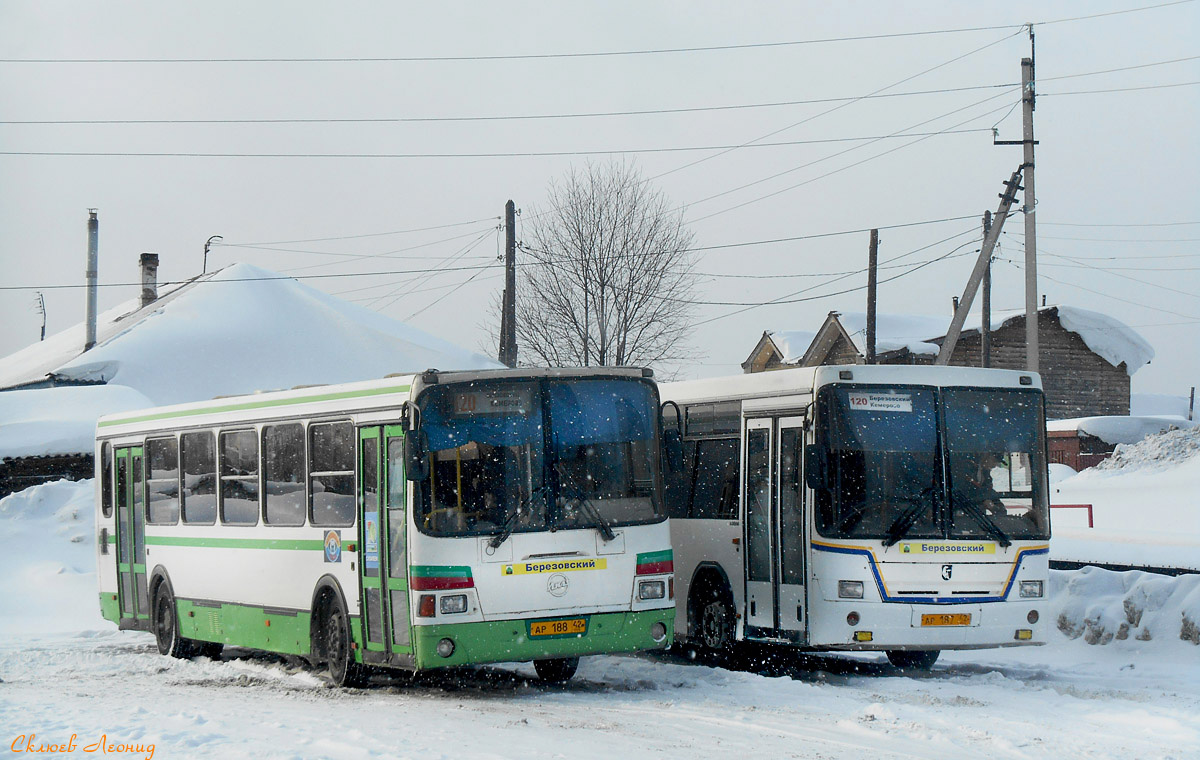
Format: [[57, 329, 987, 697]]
[[95, 368, 674, 685]]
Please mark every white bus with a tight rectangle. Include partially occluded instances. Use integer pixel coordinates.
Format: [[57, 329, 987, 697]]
[[660, 364, 1050, 669], [95, 368, 674, 685]]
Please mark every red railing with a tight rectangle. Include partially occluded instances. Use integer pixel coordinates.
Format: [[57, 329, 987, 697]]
[[1051, 503, 1094, 528]]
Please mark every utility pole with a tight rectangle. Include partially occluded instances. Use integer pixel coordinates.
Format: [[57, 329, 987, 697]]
[[1021, 46, 1039, 372], [85, 209, 99, 351], [935, 170, 1024, 365], [498, 200, 518, 368], [981, 210, 992, 368], [866, 229, 878, 364], [992, 30, 1039, 371]]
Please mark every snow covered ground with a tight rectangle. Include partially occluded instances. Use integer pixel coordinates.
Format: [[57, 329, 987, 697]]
[[2, 479, 1198, 759], [1051, 427, 1200, 572]]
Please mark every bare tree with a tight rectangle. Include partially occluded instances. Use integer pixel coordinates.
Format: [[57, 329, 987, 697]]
[[511, 162, 698, 369]]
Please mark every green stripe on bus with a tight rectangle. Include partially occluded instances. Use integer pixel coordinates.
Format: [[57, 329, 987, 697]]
[[98, 384, 412, 427], [145, 536, 325, 551], [636, 549, 673, 565], [409, 565, 472, 579]]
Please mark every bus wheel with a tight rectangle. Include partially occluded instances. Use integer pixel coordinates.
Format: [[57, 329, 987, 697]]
[[886, 650, 940, 671], [321, 594, 367, 687], [534, 657, 579, 683], [696, 589, 734, 655], [153, 584, 195, 659]]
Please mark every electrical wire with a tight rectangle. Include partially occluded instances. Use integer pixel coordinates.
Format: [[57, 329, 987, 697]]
[[3, 1, 1189, 64], [217, 217, 500, 246], [1003, 260, 1200, 320]]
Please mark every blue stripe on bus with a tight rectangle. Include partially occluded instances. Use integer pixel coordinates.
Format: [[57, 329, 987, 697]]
[[811, 542, 1049, 605]]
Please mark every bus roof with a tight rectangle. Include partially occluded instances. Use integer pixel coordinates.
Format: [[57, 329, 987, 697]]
[[661, 364, 1043, 405]]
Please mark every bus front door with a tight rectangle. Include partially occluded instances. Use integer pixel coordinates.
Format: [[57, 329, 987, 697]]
[[357, 426, 413, 666], [114, 446, 149, 625], [742, 417, 808, 643]]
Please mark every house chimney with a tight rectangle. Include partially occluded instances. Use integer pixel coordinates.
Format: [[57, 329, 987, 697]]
[[85, 209, 99, 351], [140, 253, 160, 307]]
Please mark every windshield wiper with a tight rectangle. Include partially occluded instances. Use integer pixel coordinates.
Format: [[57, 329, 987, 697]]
[[882, 488, 936, 547], [956, 502, 1012, 547], [566, 491, 616, 542], [488, 486, 543, 549]]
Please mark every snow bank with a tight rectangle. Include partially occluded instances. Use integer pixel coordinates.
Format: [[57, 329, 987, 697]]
[[1053, 567, 1200, 646], [0, 384, 153, 459], [766, 330, 816, 363], [0, 479, 106, 635], [1091, 425, 1200, 474], [1047, 415, 1197, 446]]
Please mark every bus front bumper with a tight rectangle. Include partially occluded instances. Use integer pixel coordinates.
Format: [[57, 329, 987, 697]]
[[411, 608, 674, 670]]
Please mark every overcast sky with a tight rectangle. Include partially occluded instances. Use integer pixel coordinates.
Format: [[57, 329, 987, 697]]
[[2, 1, 1197, 394]]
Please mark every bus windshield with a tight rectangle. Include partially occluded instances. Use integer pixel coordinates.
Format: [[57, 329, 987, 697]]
[[813, 384, 1050, 542], [943, 388, 1049, 541], [814, 386, 941, 540], [416, 377, 662, 537]]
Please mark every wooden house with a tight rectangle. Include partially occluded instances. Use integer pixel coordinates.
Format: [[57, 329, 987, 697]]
[[743, 305, 1154, 420]]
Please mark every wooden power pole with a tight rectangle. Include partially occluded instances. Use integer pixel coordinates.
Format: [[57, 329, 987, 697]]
[[935, 170, 1024, 365], [866, 229, 878, 364], [498, 200, 518, 368], [981, 210, 992, 368]]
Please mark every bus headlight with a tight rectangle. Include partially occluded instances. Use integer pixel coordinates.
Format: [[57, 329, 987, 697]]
[[638, 580, 666, 601], [1019, 581, 1044, 599], [838, 581, 864, 599], [440, 594, 468, 614]]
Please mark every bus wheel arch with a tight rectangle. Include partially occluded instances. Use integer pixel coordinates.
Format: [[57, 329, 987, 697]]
[[688, 564, 735, 653], [309, 576, 367, 687], [149, 571, 194, 659]]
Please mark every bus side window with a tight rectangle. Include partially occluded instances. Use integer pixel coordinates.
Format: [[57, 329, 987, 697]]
[[386, 438, 407, 573], [181, 431, 217, 524], [691, 438, 739, 520], [146, 436, 179, 524], [220, 430, 260, 526], [310, 421, 355, 527], [263, 423, 306, 526]]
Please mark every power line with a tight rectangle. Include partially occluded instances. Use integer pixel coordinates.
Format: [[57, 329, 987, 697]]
[[1005, 261, 1200, 320], [219, 217, 499, 246], [0, 84, 1021, 126], [1042, 80, 1200, 96], [1041, 220, 1200, 228], [3, 2, 1190, 64], [1038, 54, 1200, 82], [0, 129, 993, 161]]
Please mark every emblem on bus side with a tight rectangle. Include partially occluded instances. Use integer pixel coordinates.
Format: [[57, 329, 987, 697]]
[[546, 573, 569, 597], [941, 564, 953, 581], [324, 530, 342, 563]]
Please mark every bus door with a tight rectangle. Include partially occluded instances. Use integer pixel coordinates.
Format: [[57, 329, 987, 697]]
[[114, 446, 149, 623], [742, 417, 807, 642], [357, 426, 413, 664]]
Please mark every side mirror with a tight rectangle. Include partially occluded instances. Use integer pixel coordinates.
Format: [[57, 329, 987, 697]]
[[405, 431, 430, 482], [804, 444, 827, 491]]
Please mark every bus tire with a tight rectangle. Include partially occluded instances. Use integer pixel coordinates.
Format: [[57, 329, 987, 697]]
[[318, 593, 367, 688], [153, 583, 196, 659], [694, 584, 735, 657], [886, 649, 940, 671], [534, 657, 579, 682]]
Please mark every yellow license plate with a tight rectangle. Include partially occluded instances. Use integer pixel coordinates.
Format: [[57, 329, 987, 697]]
[[530, 618, 587, 637], [921, 613, 972, 626]]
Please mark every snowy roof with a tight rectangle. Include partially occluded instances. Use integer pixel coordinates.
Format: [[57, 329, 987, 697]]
[[771, 305, 1154, 376], [0, 384, 154, 460], [0, 263, 501, 458], [1047, 415, 1197, 446], [765, 330, 817, 364]]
